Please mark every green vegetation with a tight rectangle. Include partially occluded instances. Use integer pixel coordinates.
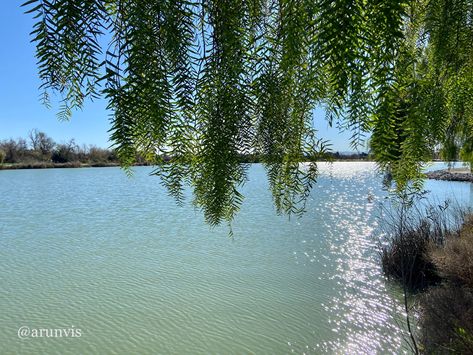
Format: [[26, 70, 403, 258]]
[[21, 0, 473, 224], [0, 130, 118, 167], [0, 130, 371, 169], [381, 203, 473, 352]]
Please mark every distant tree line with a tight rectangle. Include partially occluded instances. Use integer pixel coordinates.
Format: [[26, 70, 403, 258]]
[[0, 130, 372, 168], [0, 129, 118, 166]]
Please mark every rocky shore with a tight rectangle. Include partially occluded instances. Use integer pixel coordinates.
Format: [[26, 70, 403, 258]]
[[426, 169, 473, 182]]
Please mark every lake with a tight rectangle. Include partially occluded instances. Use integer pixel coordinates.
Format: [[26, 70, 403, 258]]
[[0, 162, 471, 354]]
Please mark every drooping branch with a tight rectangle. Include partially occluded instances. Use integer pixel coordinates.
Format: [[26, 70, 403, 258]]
[[23, 0, 473, 224]]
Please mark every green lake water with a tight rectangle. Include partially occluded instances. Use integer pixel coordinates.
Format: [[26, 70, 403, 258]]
[[0, 162, 471, 354]]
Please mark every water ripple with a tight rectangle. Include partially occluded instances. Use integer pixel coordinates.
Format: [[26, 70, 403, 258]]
[[0, 163, 468, 353]]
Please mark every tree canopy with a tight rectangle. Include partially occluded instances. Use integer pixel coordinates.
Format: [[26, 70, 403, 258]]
[[23, 0, 473, 225]]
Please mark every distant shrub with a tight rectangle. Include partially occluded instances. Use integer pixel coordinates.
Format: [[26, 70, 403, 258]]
[[0, 138, 28, 163], [419, 286, 473, 354], [52, 141, 78, 163], [0, 132, 119, 166], [88, 146, 114, 163]]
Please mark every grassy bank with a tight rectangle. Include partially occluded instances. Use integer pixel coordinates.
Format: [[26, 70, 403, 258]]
[[381, 203, 473, 353]]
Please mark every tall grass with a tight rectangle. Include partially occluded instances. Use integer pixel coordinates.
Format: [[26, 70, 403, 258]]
[[419, 286, 473, 353], [380, 200, 468, 292], [429, 215, 473, 288], [380, 197, 473, 353]]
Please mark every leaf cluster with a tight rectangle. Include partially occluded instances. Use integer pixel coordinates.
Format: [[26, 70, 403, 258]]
[[22, 0, 473, 224]]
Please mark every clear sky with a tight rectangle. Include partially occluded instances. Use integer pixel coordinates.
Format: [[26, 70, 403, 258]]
[[0, 1, 360, 152]]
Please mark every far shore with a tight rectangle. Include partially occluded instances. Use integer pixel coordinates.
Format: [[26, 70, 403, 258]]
[[0, 159, 375, 171], [426, 168, 473, 183], [0, 162, 123, 170], [4, 162, 473, 181]]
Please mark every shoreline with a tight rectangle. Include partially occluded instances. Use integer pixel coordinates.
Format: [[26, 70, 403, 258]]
[[0, 160, 373, 171], [425, 168, 473, 182], [0, 162, 128, 170]]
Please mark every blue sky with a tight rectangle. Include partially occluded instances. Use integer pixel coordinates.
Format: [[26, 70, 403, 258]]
[[0, 1, 359, 152]]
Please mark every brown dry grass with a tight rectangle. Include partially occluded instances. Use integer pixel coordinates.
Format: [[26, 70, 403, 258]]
[[419, 286, 473, 354], [417, 215, 473, 353], [380, 204, 473, 352], [429, 216, 473, 288]]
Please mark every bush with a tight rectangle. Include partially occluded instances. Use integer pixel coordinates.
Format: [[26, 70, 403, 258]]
[[381, 201, 473, 291], [88, 146, 114, 163], [419, 286, 473, 354], [379, 202, 464, 291], [380, 202, 473, 352], [51, 141, 78, 163], [381, 219, 441, 291], [0, 149, 4, 164], [429, 216, 473, 288], [0, 138, 28, 163]]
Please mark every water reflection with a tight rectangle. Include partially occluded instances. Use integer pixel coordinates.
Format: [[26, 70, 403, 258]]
[[0, 162, 471, 354], [284, 163, 403, 353]]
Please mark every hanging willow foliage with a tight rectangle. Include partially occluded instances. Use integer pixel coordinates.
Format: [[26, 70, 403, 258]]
[[23, 0, 473, 225]]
